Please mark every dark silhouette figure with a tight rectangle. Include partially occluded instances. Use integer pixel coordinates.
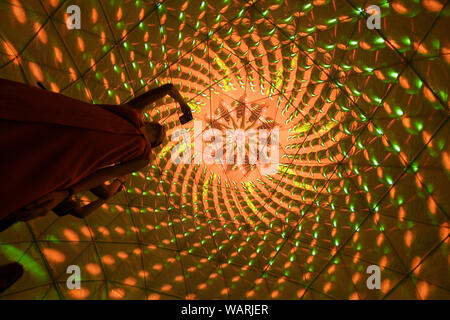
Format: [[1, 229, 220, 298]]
[[0, 79, 191, 225], [0, 79, 192, 293]]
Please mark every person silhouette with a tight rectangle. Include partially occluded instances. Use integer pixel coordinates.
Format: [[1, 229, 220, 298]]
[[0, 80, 192, 294], [0, 79, 192, 229]]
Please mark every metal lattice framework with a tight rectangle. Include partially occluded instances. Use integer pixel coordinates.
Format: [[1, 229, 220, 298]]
[[0, 0, 449, 300]]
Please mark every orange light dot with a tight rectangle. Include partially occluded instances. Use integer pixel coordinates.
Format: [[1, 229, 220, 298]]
[[153, 264, 163, 271], [101, 255, 115, 265], [68, 288, 90, 300], [161, 284, 172, 292], [417, 281, 430, 299], [85, 263, 101, 276], [117, 251, 129, 260], [11, 0, 27, 23], [63, 229, 80, 242], [109, 288, 125, 299], [123, 277, 137, 286], [148, 293, 161, 300], [42, 248, 65, 264], [29, 61, 44, 82]]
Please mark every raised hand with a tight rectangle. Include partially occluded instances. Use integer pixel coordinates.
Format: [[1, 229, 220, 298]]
[[179, 104, 193, 124]]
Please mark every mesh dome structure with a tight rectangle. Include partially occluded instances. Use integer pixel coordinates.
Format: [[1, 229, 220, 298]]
[[0, 0, 449, 300]]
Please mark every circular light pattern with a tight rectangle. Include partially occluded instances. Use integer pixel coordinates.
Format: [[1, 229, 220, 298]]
[[0, 0, 449, 300]]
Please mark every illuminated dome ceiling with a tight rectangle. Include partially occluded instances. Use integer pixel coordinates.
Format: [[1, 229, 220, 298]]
[[0, 0, 449, 300]]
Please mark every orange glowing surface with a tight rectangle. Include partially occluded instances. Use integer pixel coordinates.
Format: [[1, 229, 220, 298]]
[[0, 0, 449, 301]]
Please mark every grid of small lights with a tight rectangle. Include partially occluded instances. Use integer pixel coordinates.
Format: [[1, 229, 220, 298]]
[[0, 0, 449, 300]]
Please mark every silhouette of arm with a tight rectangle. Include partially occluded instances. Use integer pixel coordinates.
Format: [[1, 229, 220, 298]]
[[126, 83, 188, 111], [54, 179, 125, 218], [66, 198, 107, 219], [69, 158, 149, 195], [90, 177, 127, 199]]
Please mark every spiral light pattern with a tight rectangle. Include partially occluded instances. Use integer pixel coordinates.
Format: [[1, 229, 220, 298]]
[[0, 0, 449, 299]]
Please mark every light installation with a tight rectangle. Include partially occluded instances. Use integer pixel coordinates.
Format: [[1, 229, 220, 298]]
[[0, 0, 449, 300]]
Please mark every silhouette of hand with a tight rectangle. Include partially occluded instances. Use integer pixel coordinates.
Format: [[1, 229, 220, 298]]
[[179, 103, 193, 124], [111, 178, 127, 195]]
